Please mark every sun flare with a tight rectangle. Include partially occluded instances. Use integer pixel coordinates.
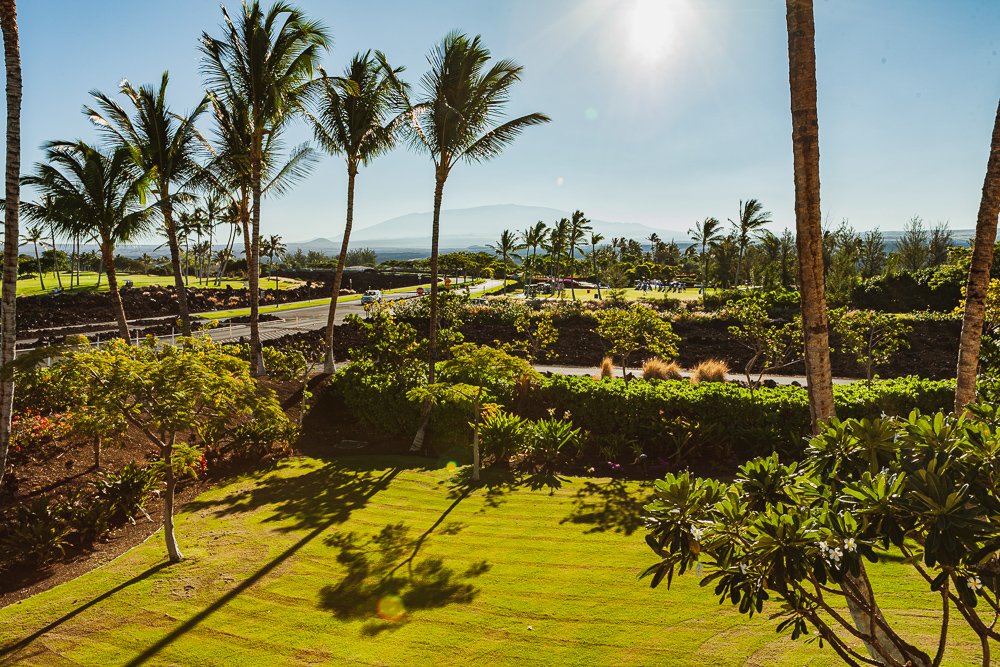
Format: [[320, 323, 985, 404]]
[[624, 0, 688, 64]]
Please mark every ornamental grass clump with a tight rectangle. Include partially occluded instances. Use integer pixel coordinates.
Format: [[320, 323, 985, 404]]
[[690, 359, 729, 383], [643, 358, 684, 381]]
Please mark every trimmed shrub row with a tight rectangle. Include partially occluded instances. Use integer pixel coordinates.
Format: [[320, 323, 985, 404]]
[[531, 375, 955, 461]]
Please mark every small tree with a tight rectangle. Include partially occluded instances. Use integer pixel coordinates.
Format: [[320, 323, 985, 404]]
[[436, 343, 538, 481], [595, 304, 680, 381], [726, 293, 803, 386], [830, 308, 911, 383], [507, 309, 559, 363], [642, 407, 1000, 666], [59, 337, 294, 562]]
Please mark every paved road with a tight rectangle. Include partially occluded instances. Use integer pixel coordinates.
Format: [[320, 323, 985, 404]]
[[189, 278, 503, 344]]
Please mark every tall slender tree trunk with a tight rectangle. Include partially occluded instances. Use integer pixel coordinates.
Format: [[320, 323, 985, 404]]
[[787, 2, 928, 665], [51, 227, 62, 289], [0, 0, 19, 489], [96, 256, 103, 287], [569, 245, 576, 300], [324, 165, 357, 374], [249, 151, 264, 377], [955, 98, 1000, 410], [162, 437, 183, 563], [32, 242, 43, 290], [786, 0, 834, 431], [101, 241, 131, 342], [427, 170, 446, 384], [161, 191, 191, 336]]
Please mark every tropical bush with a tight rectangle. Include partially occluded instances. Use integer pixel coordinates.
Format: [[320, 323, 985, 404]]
[[0, 463, 159, 569], [641, 407, 1000, 666], [478, 409, 530, 465]]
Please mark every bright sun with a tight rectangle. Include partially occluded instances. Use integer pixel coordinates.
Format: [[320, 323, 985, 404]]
[[624, 0, 686, 65]]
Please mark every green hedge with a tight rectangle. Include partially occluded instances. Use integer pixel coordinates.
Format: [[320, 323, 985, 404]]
[[331, 363, 956, 463], [532, 375, 955, 461]]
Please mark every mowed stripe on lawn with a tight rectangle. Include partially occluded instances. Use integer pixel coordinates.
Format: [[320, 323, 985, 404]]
[[0, 456, 982, 666]]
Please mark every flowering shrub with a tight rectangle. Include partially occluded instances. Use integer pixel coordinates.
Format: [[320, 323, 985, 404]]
[[641, 407, 1000, 666], [11, 409, 71, 453]]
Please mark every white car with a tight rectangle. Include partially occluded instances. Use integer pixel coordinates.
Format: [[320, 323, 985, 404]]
[[360, 289, 383, 305]]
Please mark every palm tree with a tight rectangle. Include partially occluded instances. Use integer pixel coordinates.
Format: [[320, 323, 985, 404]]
[[546, 217, 569, 293], [487, 229, 522, 294], [955, 97, 1000, 410], [588, 231, 605, 299], [689, 217, 721, 294], [567, 210, 590, 300], [201, 194, 222, 284], [787, 4, 902, 663], [20, 224, 44, 289], [377, 32, 550, 383], [262, 233, 285, 287], [23, 141, 154, 341], [201, 1, 329, 376], [519, 220, 547, 292], [86, 72, 208, 336], [0, 0, 19, 489], [307, 51, 404, 373], [729, 198, 771, 285]]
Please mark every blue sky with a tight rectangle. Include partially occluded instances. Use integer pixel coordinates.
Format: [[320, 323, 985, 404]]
[[9, 0, 1000, 242]]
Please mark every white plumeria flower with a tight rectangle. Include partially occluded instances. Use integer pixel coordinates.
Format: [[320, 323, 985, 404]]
[[968, 576, 983, 592], [690, 526, 704, 541], [739, 563, 748, 574], [844, 538, 857, 553], [817, 540, 828, 553]]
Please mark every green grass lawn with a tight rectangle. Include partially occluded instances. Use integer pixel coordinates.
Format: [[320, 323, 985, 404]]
[[16, 272, 299, 297], [0, 456, 980, 666]]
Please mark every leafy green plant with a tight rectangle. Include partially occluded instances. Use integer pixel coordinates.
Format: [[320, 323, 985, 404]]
[[0, 497, 72, 567], [478, 409, 530, 465], [524, 415, 583, 472]]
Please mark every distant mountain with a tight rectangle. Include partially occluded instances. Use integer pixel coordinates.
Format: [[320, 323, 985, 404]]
[[306, 204, 669, 250]]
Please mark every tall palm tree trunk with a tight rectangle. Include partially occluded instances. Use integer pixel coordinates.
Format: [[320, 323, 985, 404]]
[[955, 98, 1000, 410], [427, 172, 445, 384], [249, 155, 264, 377], [101, 241, 131, 342], [786, 0, 834, 431], [324, 167, 357, 373], [569, 245, 576, 300], [51, 226, 62, 289], [32, 241, 43, 290], [787, 3, 927, 665], [0, 0, 19, 489], [161, 195, 191, 336]]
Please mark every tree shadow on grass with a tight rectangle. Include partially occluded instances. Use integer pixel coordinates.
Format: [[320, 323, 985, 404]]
[[438, 464, 520, 511], [319, 522, 489, 636], [184, 457, 423, 532], [560, 479, 654, 536], [115, 465, 407, 667], [0, 561, 170, 660]]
